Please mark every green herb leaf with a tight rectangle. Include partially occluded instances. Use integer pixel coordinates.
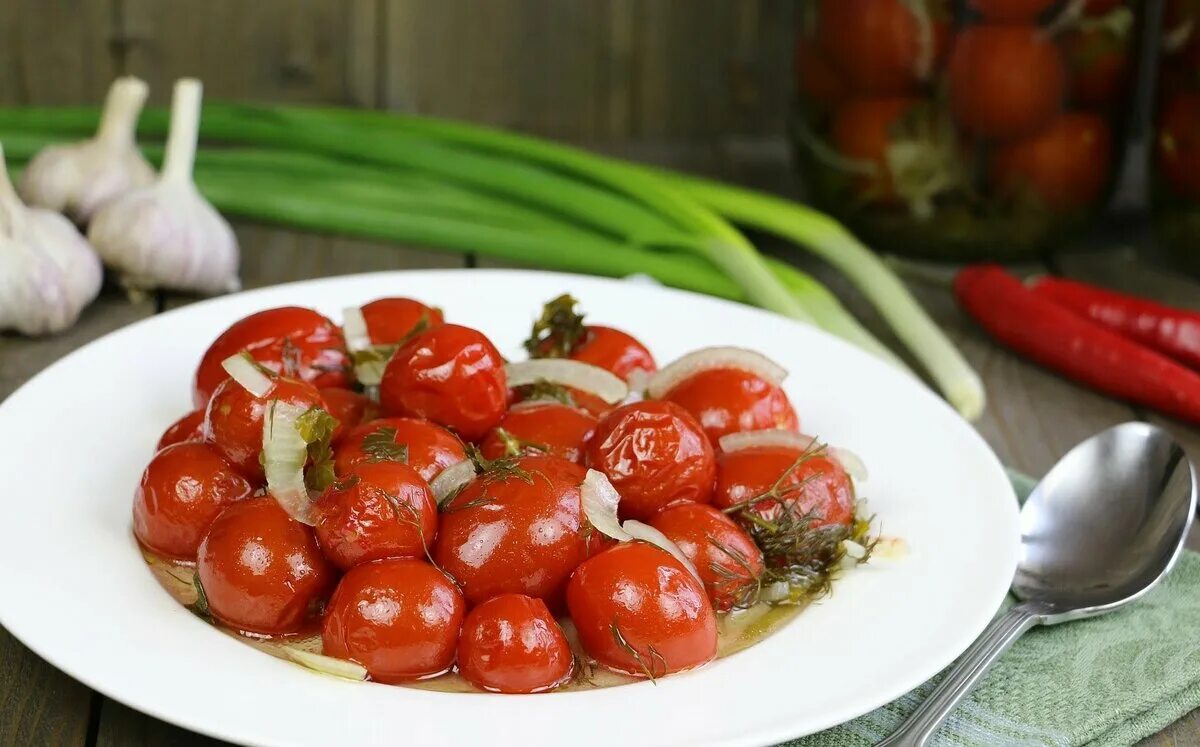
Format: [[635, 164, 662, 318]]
[[187, 572, 213, 623], [360, 426, 409, 463], [523, 294, 588, 358], [296, 406, 339, 492], [513, 379, 576, 407]]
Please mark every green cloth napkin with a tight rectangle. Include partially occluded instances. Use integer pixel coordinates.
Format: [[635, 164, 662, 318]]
[[785, 470, 1200, 747]]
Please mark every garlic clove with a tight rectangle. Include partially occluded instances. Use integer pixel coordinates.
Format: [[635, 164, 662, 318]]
[[88, 78, 240, 295], [19, 77, 155, 224], [0, 143, 103, 336]]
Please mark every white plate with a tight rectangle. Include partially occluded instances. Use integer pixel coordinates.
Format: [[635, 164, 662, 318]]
[[0, 270, 1018, 747]]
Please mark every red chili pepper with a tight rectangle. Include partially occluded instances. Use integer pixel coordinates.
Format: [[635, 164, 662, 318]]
[[1030, 276, 1200, 371], [955, 264, 1200, 424]]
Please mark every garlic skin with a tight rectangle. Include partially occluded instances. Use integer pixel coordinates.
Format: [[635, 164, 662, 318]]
[[19, 77, 155, 224], [88, 78, 240, 295], [0, 144, 103, 335]]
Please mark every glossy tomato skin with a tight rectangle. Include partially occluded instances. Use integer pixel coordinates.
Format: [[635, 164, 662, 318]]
[[567, 542, 717, 677], [334, 417, 467, 482], [714, 446, 855, 528], [1158, 93, 1200, 201], [192, 307, 349, 409], [318, 388, 378, 443], [156, 409, 205, 452], [569, 325, 656, 381], [818, 0, 927, 95], [322, 559, 464, 683], [969, 0, 1055, 21], [312, 461, 438, 571], [479, 402, 598, 464], [456, 594, 574, 693], [379, 324, 508, 442], [585, 401, 715, 521], [197, 497, 337, 636], [434, 455, 588, 608], [133, 442, 254, 560], [647, 503, 765, 612], [204, 376, 327, 484], [360, 297, 444, 345], [831, 98, 919, 200], [949, 26, 1065, 140], [1063, 27, 1130, 110], [990, 113, 1112, 212], [661, 368, 800, 445]]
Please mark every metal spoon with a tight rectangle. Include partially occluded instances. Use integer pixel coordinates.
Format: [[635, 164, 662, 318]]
[[878, 422, 1197, 747]]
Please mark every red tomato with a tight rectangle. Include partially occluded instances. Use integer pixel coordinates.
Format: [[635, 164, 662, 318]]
[[970, 0, 1055, 21], [156, 409, 205, 452], [567, 542, 717, 678], [379, 324, 508, 441], [197, 496, 336, 635], [312, 461, 438, 571], [192, 307, 349, 409], [434, 455, 588, 608], [661, 368, 799, 445], [456, 594, 574, 693], [569, 326, 657, 381], [133, 442, 254, 561], [585, 401, 715, 521], [1157, 93, 1200, 201], [334, 417, 466, 482], [990, 113, 1112, 211], [204, 376, 327, 484], [479, 402, 598, 464], [318, 388, 377, 443], [322, 559, 464, 683], [647, 503, 765, 612], [510, 386, 613, 419], [817, 0, 928, 94], [830, 97, 918, 200], [949, 26, 1065, 140], [713, 446, 855, 528], [795, 35, 849, 108], [360, 297, 444, 345], [1063, 28, 1130, 109]]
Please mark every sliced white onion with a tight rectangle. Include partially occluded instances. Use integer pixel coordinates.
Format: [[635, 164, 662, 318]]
[[430, 459, 478, 505], [581, 469, 631, 542], [841, 539, 867, 560], [263, 401, 315, 525], [830, 447, 868, 484], [222, 353, 274, 398], [351, 348, 391, 389], [281, 647, 367, 681], [505, 359, 628, 405], [718, 429, 816, 455], [509, 398, 559, 413], [624, 367, 651, 400], [341, 306, 371, 351], [623, 520, 703, 584], [760, 580, 791, 603], [647, 346, 787, 399]]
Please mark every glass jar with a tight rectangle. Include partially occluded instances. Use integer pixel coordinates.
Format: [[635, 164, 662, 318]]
[[792, 0, 1142, 260], [1153, 0, 1200, 274]]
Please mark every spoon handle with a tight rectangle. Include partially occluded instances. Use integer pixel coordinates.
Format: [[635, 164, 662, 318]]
[[875, 603, 1043, 747]]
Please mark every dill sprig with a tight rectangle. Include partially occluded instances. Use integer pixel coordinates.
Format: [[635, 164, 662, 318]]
[[492, 427, 550, 458], [360, 426, 408, 463], [609, 621, 666, 682], [523, 294, 588, 358], [186, 572, 213, 623]]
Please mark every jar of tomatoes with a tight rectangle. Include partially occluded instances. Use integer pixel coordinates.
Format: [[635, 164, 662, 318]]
[[792, 0, 1140, 260], [1154, 0, 1200, 274]]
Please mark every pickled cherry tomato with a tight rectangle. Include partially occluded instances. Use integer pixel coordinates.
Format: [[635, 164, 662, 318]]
[[334, 417, 467, 482], [817, 0, 930, 95], [133, 442, 254, 560], [204, 376, 327, 483], [434, 455, 588, 608], [379, 324, 508, 441], [566, 542, 717, 678], [647, 503, 764, 611], [562, 326, 656, 381], [510, 385, 613, 419], [479, 402, 597, 464], [661, 368, 799, 445], [193, 307, 349, 408], [156, 409, 205, 452], [969, 0, 1055, 21], [360, 297, 444, 345], [197, 496, 336, 636], [990, 113, 1112, 212], [585, 401, 715, 521], [312, 461, 438, 571], [714, 446, 855, 528], [456, 594, 574, 693], [318, 388, 378, 442], [322, 559, 465, 683]]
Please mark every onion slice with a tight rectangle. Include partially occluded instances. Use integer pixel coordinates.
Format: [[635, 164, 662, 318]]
[[623, 520, 703, 584], [221, 353, 274, 398], [830, 447, 868, 483], [505, 359, 628, 404], [262, 401, 315, 525], [718, 429, 816, 454], [430, 459, 477, 505], [580, 469, 631, 542], [647, 347, 786, 399], [281, 647, 368, 681], [341, 306, 371, 351]]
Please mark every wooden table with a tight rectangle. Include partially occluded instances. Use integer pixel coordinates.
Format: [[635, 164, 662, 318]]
[[2, 154, 1199, 745]]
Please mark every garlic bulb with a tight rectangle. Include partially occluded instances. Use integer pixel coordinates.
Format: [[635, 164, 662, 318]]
[[19, 77, 155, 224], [88, 78, 240, 295], [0, 144, 103, 335]]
